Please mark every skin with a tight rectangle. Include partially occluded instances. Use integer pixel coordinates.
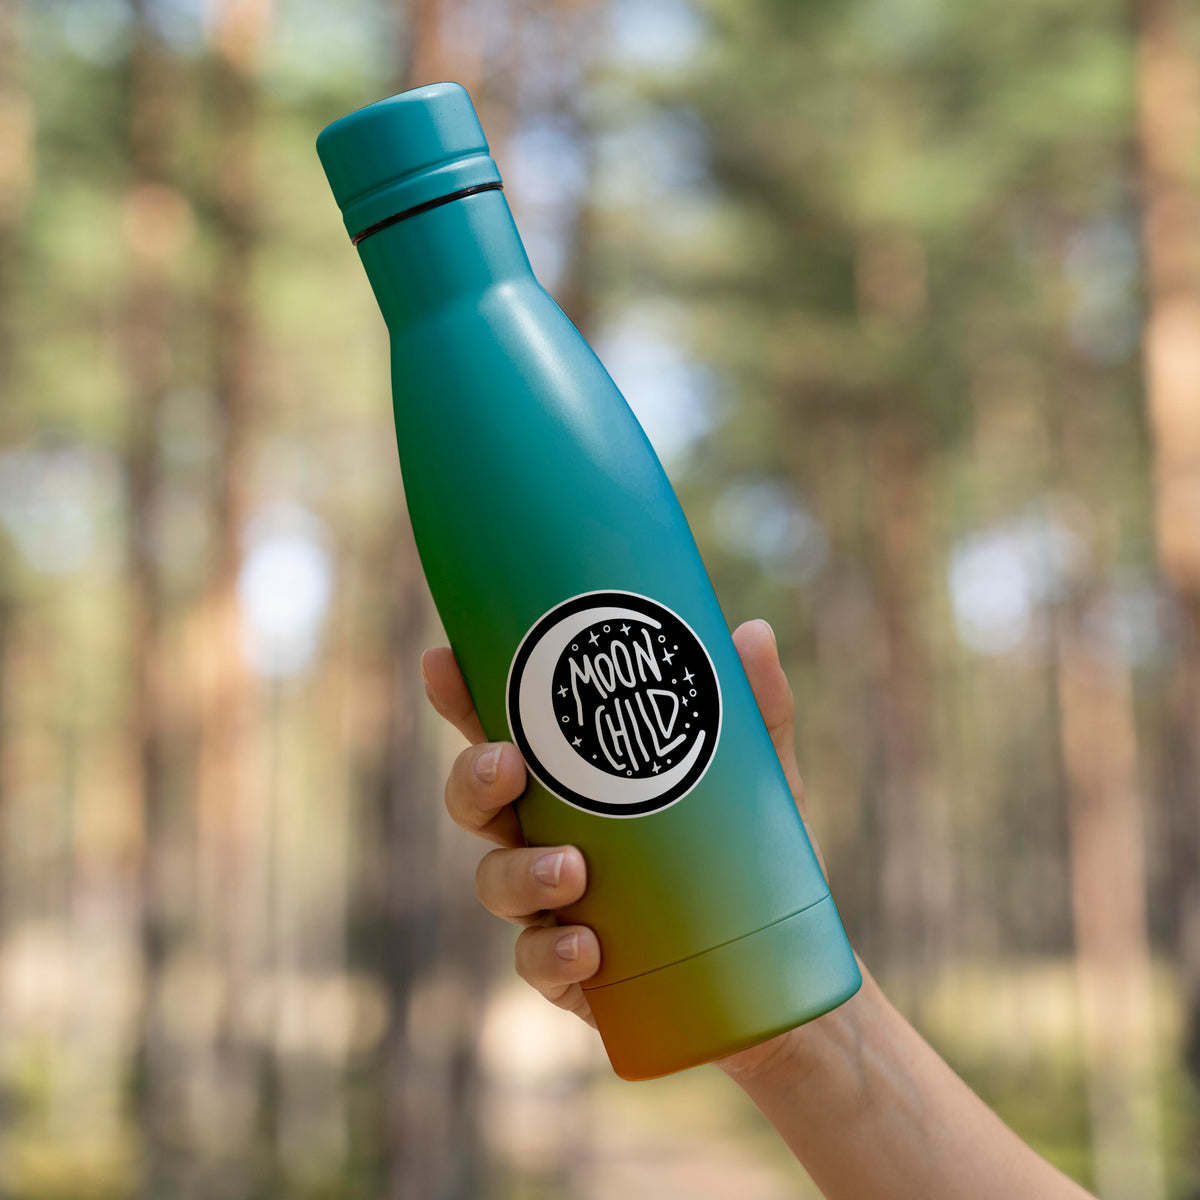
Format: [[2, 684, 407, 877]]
[[421, 618, 1095, 1200]]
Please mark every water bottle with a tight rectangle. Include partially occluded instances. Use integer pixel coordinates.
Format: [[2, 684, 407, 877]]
[[316, 82, 860, 1080]]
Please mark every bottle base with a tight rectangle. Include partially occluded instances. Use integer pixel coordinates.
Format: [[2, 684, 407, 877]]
[[582, 893, 862, 1081]]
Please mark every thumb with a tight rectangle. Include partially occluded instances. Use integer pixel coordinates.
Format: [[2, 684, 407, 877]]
[[731, 619, 826, 877]]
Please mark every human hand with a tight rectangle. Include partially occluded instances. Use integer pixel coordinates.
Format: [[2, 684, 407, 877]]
[[420, 617, 832, 1070], [423, 626, 1094, 1198]]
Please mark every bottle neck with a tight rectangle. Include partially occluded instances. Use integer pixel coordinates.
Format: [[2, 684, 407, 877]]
[[356, 188, 534, 329]]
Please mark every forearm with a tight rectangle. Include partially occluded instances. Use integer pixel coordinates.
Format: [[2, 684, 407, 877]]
[[720, 964, 1093, 1200]]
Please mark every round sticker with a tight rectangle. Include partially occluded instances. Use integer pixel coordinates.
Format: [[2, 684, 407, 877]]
[[506, 590, 722, 817]]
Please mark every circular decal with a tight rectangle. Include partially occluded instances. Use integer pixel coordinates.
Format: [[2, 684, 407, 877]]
[[505, 590, 722, 817]]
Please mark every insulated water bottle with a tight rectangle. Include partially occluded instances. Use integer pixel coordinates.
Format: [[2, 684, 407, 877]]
[[316, 82, 861, 1080]]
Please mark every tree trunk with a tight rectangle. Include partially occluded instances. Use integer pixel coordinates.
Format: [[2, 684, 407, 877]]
[[1134, 0, 1200, 1110], [367, 529, 453, 1200], [193, 0, 272, 1180], [866, 419, 952, 996], [1048, 246, 1165, 1194], [1056, 605, 1164, 1200], [117, 5, 191, 1192]]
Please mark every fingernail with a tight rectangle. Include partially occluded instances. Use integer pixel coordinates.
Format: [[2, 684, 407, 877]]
[[532, 850, 564, 887], [474, 745, 501, 784], [419, 652, 430, 685], [554, 931, 579, 961]]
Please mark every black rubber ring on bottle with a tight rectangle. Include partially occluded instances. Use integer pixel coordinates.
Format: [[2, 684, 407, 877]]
[[350, 181, 505, 246]]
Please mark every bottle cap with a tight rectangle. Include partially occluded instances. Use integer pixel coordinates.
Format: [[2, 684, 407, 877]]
[[316, 81, 502, 243]]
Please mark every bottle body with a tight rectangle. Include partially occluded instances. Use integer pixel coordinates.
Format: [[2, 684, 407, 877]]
[[360, 188, 861, 1077]]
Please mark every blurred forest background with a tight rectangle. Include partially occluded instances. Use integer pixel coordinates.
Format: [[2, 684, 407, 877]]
[[1, 0, 1199, 1197]]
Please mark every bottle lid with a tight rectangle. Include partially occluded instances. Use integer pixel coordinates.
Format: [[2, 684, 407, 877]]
[[316, 81, 502, 243]]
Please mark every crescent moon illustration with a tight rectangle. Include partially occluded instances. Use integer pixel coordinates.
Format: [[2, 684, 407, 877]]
[[507, 591, 722, 818]]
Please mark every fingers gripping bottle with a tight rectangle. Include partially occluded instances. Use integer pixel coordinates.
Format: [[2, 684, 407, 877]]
[[317, 82, 861, 1081]]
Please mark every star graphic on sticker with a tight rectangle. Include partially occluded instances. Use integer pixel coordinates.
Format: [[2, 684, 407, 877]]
[[572, 736, 583, 747], [620, 623, 630, 635], [663, 650, 675, 663], [557, 685, 568, 697], [651, 762, 660, 773], [588, 630, 600, 645], [682, 668, 694, 684]]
